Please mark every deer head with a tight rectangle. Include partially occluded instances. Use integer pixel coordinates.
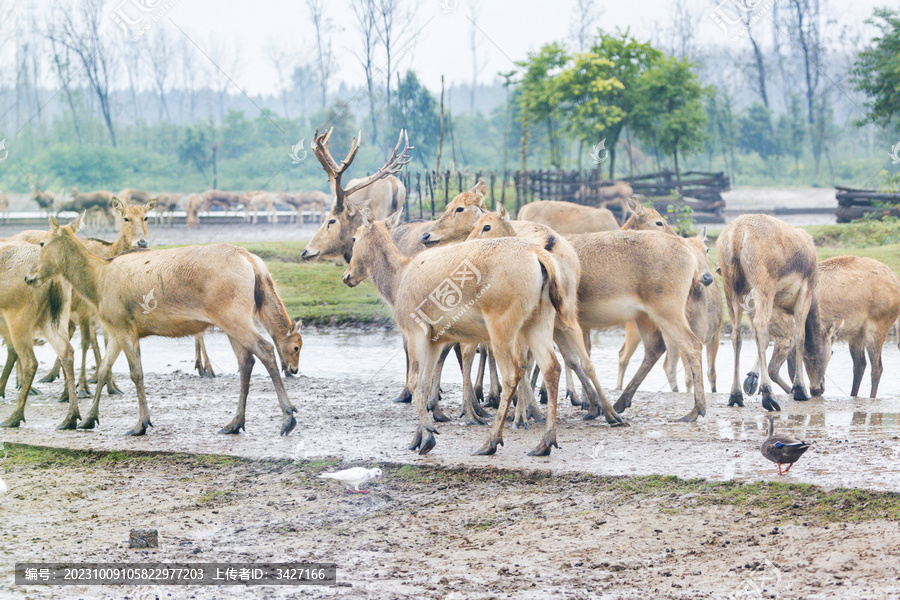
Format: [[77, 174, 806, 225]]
[[300, 129, 412, 262]]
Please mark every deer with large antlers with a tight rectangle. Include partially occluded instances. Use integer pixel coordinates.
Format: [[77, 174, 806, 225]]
[[299, 128, 411, 263]]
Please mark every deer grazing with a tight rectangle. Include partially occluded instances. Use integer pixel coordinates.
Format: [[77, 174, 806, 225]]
[[201, 190, 245, 216], [344, 210, 569, 456], [282, 190, 328, 224], [117, 189, 153, 205], [0, 235, 80, 430], [617, 229, 723, 394], [744, 255, 900, 399], [25, 218, 303, 436], [717, 214, 830, 411], [299, 128, 410, 263], [517, 200, 619, 234]]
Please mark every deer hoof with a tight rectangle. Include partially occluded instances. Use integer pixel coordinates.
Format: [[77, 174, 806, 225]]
[[677, 412, 700, 423], [125, 419, 151, 436], [28, 386, 41, 396], [57, 413, 80, 430], [57, 390, 69, 403], [485, 394, 501, 410], [38, 373, 56, 384], [743, 372, 759, 395], [791, 385, 811, 402], [566, 390, 580, 407], [605, 413, 627, 427], [430, 404, 451, 423], [464, 417, 486, 426], [106, 385, 123, 396], [727, 392, 744, 407], [280, 414, 297, 436], [761, 388, 781, 412], [78, 415, 99, 430], [394, 387, 412, 404], [538, 387, 548, 405], [410, 425, 438, 454], [76, 387, 91, 399], [474, 437, 503, 456], [0, 413, 24, 428], [474, 387, 484, 403], [220, 421, 246, 435], [473, 401, 491, 419], [527, 432, 558, 456], [512, 418, 528, 430]]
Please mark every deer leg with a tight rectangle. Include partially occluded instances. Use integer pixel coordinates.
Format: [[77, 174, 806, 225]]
[[525, 317, 562, 456], [866, 337, 884, 399], [767, 340, 793, 395], [615, 316, 667, 414], [474, 344, 487, 403], [485, 348, 502, 409], [554, 323, 624, 426], [617, 321, 641, 390], [0, 344, 17, 398], [246, 331, 297, 436], [1, 337, 36, 429], [653, 308, 706, 422], [788, 287, 812, 402], [87, 325, 102, 383], [221, 337, 254, 434], [45, 321, 80, 430], [663, 338, 681, 393], [512, 357, 534, 429], [749, 291, 781, 411], [475, 343, 523, 456], [395, 336, 413, 403], [117, 337, 152, 436], [459, 343, 489, 425], [39, 356, 61, 383], [195, 334, 216, 377], [79, 337, 122, 430], [726, 294, 746, 407], [846, 341, 865, 397], [567, 326, 593, 408], [76, 317, 92, 398], [426, 344, 451, 423], [707, 333, 719, 394], [407, 336, 441, 455]]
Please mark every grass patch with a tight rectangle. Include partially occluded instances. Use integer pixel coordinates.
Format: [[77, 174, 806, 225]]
[[195, 489, 233, 506]]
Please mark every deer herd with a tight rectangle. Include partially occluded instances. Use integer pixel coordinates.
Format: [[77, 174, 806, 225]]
[[1, 129, 899, 460]]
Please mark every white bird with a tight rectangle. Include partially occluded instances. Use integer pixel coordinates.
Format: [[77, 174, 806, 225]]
[[0, 476, 7, 508], [317, 467, 382, 494]]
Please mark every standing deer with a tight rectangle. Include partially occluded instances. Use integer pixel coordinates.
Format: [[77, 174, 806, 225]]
[[25, 220, 303, 436], [243, 191, 279, 224], [0, 235, 80, 430], [744, 255, 899, 399], [299, 128, 410, 263], [344, 211, 569, 456], [201, 190, 246, 216], [282, 190, 328, 224], [154, 193, 181, 227], [184, 193, 202, 228], [0, 192, 8, 223], [517, 200, 619, 233], [717, 214, 830, 411]]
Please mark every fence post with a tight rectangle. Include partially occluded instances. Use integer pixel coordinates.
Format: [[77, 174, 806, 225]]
[[444, 170, 450, 208], [489, 172, 495, 209]]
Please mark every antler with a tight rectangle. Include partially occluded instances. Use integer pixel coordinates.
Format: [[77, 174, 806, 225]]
[[312, 127, 362, 212], [343, 130, 413, 199]]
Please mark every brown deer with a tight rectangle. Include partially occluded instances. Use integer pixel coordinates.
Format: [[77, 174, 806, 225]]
[[154, 193, 180, 227], [60, 188, 114, 214], [282, 190, 328, 224], [567, 230, 713, 421], [201, 190, 245, 216], [717, 214, 830, 412], [117, 189, 153, 205], [466, 205, 624, 427], [574, 181, 634, 216], [745, 255, 899, 399], [299, 129, 411, 262], [184, 193, 202, 228], [25, 219, 303, 436], [0, 192, 8, 223], [0, 236, 80, 430], [517, 200, 619, 234], [31, 182, 57, 217], [617, 229, 723, 393], [343, 211, 568, 456], [244, 191, 279, 224]]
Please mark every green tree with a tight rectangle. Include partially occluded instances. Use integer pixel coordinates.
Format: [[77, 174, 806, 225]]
[[177, 125, 213, 179], [630, 56, 709, 179], [586, 30, 663, 177], [738, 103, 778, 160], [390, 71, 440, 167], [851, 8, 900, 127], [515, 42, 569, 169], [777, 95, 806, 175]]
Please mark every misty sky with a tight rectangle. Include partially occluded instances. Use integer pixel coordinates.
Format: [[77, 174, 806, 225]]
[[142, 0, 884, 96]]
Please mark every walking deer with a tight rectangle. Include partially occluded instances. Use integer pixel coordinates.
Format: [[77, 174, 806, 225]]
[[717, 214, 830, 411], [25, 219, 303, 436], [344, 210, 570, 456], [744, 255, 900, 399], [0, 235, 79, 430], [299, 128, 411, 263]]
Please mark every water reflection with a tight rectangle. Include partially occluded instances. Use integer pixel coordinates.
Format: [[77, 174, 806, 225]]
[[715, 412, 900, 441]]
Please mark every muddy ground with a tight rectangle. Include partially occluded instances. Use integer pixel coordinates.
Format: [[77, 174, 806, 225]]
[[2, 368, 900, 599]]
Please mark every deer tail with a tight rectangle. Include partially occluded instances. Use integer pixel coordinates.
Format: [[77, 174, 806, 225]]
[[535, 248, 570, 329]]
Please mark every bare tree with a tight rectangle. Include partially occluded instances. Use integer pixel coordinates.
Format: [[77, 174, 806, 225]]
[[786, 0, 825, 174], [351, 0, 380, 143], [570, 0, 602, 52], [47, 30, 83, 138], [177, 36, 203, 122], [306, 0, 336, 109], [208, 36, 243, 123], [668, 0, 700, 61], [119, 38, 143, 122], [47, 0, 118, 146], [468, 5, 486, 114], [375, 0, 400, 111], [146, 29, 172, 120], [263, 40, 295, 119], [742, 12, 769, 109]]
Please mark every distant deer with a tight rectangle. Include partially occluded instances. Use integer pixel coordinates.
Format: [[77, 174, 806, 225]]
[[25, 218, 303, 436]]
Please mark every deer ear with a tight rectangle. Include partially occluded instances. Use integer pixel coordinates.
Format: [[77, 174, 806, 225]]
[[290, 318, 303, 334], [470, 181, 487, 208], [385, 209, 403, 229], [626, 195, 643, 216], [700, 226, 708, 243], [361, 208, 374, 228], [112, 197, 125, 214], [498, 203, 510, 221], [346, 202, 359, 217], [71, 212, 84, 233], [49, 215, 60, 233], [147, 197, 158, 210]]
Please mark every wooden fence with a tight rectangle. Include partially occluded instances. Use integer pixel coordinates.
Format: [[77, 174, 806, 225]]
[[835, 187, 900, 222], [398, 169, 730, 223]]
